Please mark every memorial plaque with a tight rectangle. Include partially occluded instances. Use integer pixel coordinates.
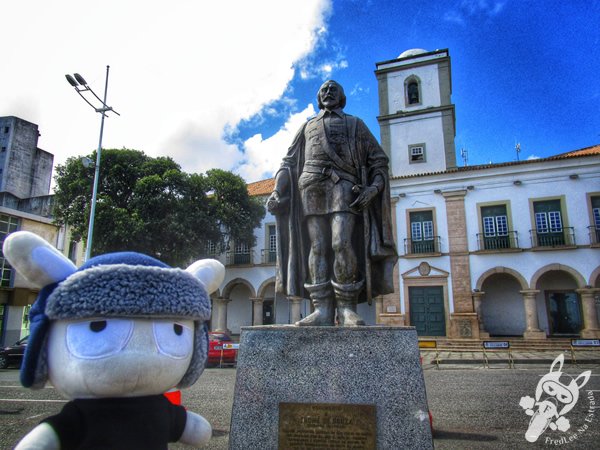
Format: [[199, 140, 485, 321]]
[[279, 402, 376, 450]]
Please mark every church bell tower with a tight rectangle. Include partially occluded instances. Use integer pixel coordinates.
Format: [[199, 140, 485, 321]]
[[375, 49, 456, 177]]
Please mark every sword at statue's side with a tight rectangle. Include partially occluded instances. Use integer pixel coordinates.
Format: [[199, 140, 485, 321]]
[[360, 165, 372, 305]]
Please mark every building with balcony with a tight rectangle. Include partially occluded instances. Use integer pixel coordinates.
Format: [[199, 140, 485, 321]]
[[209, 49, 600, 341], [376, 49, 600, 340]]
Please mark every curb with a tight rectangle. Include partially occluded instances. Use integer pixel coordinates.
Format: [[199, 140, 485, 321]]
[[434, 359, 600, 365]]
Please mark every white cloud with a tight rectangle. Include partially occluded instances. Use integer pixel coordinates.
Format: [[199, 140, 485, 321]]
[[1, 0, 332, 183], [237, 104, 316, 182], [527, 154, 541, 160], [445, 0, 506, 25]]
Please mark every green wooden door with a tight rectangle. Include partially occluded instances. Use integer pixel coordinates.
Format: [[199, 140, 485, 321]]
[[409, 286, 446, 336]]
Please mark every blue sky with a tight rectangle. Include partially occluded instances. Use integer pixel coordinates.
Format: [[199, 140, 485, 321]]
[[235, 0, 600, 170], [2, 1, 599, 184]]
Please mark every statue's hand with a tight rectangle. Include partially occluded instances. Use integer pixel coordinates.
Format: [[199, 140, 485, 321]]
[[267, 191, 286, 213], [350, 185, 378, 211]]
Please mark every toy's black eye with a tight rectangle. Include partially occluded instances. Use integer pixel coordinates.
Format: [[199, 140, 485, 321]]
[[90, 321, 107, 332], [153, 321, 193, 359]]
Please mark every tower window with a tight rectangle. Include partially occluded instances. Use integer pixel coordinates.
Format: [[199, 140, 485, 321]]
[[405, 76, 421, 106], [409, 144, 426, 163]]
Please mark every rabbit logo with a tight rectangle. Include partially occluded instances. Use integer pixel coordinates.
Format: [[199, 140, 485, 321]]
[[519, 354, 591, 443]]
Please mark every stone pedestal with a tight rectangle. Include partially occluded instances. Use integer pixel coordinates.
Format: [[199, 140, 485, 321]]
[[450, 313, 480, 339], [229, 326, 433, 450], [378, 312, 405, 326]]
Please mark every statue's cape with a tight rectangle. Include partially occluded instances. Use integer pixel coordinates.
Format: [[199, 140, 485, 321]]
[[275, 114, 398, 303]]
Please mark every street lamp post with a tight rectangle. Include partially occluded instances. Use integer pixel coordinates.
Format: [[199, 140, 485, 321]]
[[65, 66, 119, 261]]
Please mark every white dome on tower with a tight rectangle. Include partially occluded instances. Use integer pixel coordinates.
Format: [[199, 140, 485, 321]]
[[398, 48, 428, 59]]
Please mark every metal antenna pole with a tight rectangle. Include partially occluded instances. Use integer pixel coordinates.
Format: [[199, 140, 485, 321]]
[[85, 65, 111, 261]]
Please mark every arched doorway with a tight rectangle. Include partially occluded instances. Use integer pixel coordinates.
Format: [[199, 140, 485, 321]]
[[225, 281, 254, 335], [257, 278, 290, 325], [480, 273, 526, 337], [533, 267, 585, 336]]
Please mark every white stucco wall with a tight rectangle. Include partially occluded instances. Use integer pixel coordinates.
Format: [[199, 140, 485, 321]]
[[388, 113, 448, 176], [384, 64, 441, 113], [391, 155, 600, 336]]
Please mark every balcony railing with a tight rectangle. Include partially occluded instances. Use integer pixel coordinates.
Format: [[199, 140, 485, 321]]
[[261, 248, 277, 264], [404, 236, 441, 255], [589, 226, 600, 246], [226, 250, 254, 266], [530, 227, 575, 248], [476, 231, 519, 251]]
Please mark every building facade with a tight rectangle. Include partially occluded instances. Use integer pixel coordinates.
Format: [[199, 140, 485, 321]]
[[209, 50, 600, 340], [375, 49, 600, 339], [0, 116, 83, 346]]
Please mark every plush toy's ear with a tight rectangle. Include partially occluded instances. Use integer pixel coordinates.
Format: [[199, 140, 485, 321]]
[[2, 231, 77, 288], [186, 259, 225, 294]]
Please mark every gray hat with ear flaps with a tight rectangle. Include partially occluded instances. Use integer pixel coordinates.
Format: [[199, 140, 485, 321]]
[[22, 251, 211, 389]]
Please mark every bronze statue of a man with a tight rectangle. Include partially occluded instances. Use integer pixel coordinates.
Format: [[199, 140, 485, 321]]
[[267, 80, 397, 326]]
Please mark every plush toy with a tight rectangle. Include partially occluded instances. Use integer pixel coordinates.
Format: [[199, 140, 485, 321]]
[[3, 231, 224, 450]]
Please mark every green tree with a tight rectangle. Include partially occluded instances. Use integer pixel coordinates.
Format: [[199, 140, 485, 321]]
[[53, 149, 265, 267]]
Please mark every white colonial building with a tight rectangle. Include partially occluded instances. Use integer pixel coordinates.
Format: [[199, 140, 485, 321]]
[[209, 49, 600, 341]]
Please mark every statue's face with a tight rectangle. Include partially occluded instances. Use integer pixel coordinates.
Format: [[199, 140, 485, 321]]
[[319, 81, 343, 110]]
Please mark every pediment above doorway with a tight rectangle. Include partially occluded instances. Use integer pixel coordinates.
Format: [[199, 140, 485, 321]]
[[402, 262, 449, 279]]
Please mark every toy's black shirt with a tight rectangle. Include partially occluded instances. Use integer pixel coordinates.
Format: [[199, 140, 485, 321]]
[[42, 395, 187, 450]]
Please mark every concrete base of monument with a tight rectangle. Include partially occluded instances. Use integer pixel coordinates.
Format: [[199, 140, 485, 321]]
[[229, 326, 433, 450]]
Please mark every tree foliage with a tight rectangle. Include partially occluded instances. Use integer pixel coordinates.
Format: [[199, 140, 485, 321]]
[[53, 149, 265, 267]]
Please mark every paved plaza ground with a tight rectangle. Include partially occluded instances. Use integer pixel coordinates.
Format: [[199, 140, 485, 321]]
[[1, 351, 599, 449]]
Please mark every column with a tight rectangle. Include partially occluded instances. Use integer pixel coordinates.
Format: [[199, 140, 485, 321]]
[[443, 190, 478, 339], [520, 290, 546, 339], [472, 290, 489, 338], [251, 297, 264, 326], [288, 296, 303, 324], [213, 297, 231, 334], [442, 191, 473, 313], [577, 288, 600, 339], [375, 296, 384, 325], [378, 196, 404, 326]]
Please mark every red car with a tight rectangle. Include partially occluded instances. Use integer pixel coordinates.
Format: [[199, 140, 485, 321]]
[[207, 332, 238, 367]]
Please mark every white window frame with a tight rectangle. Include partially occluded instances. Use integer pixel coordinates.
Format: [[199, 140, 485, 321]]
[[535, 212, 548, 233], [268, 226, 277, 253], [484, 215, 508, 237], [409, 144, 426, 164]]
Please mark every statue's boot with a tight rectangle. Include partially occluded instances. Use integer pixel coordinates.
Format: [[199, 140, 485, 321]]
[[332, 280, 365, 326], [295, 281, 335, 326]]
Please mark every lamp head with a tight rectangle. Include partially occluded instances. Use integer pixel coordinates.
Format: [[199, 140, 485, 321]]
[[65, 75, 79, 87], [74, 73, 88, 86]]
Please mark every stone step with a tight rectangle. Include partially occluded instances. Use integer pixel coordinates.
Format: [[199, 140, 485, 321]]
[[418, 338, 577, 351]]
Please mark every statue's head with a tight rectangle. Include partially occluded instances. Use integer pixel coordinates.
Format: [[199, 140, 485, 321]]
[[317, 80, 346, 110]]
